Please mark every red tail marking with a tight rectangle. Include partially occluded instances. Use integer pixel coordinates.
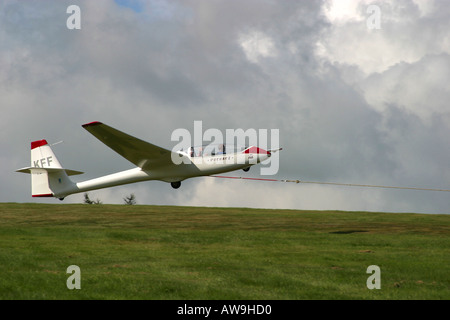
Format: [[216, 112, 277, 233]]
[[31, 140, 48, 150]]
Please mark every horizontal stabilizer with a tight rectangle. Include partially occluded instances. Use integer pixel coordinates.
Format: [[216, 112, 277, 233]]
[[16, 167, 84, 176]]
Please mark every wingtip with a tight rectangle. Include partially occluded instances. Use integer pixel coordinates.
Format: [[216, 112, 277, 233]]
[[82, 121, 103, 128]]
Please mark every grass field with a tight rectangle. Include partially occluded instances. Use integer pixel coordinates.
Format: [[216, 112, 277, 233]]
[[0, 203, 449, 299]]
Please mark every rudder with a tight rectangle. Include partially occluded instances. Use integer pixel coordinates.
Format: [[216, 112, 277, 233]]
[[16, 140, 83, 198]]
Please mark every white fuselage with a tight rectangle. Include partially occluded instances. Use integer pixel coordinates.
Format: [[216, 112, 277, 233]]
[[54, 151, 270, 198]]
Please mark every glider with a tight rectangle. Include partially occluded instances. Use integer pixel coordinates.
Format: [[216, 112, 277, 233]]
[[16, 121, 280, 200]]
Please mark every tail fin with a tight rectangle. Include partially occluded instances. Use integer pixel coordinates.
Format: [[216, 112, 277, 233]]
[[16, 140, 83, 199]]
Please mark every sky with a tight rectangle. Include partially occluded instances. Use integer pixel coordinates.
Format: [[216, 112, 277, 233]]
[[1, 0, 449, 214]]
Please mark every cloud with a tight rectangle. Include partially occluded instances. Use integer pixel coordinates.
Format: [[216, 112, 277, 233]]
[[362, 53, 450, 122], [239, 31, 278, 63], [318, 0, 450, 74], [2, 0, 449, 214]]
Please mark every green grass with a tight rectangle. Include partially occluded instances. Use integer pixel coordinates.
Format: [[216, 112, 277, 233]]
[[0, 203, 448, 299]]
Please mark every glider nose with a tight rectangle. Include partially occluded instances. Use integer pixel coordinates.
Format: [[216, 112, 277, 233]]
[[243, 146, 271, 156], [242, 146, 271, 163]]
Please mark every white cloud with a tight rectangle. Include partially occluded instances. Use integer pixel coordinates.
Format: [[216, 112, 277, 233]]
[[362, 53, 450, 123], [2, 0, 449, 214], [239, 31, 277, 63], [323, 0, 367, 24], [318, 0, 450, 74], [412, 0, 436, 17]]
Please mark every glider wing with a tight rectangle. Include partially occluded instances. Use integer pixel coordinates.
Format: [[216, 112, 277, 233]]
[[82, 121, 178, 170]]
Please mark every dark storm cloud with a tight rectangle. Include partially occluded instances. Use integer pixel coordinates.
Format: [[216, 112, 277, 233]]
[[1, 0, 449, 213]]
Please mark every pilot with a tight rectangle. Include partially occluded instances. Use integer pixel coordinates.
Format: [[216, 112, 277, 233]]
[[197, 147, 203, 157]]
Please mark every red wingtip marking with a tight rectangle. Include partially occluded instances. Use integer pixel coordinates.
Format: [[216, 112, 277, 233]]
[[32, 194, 53, 198], [82, 121, 103, 128], [31, 140, 48, 150]]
